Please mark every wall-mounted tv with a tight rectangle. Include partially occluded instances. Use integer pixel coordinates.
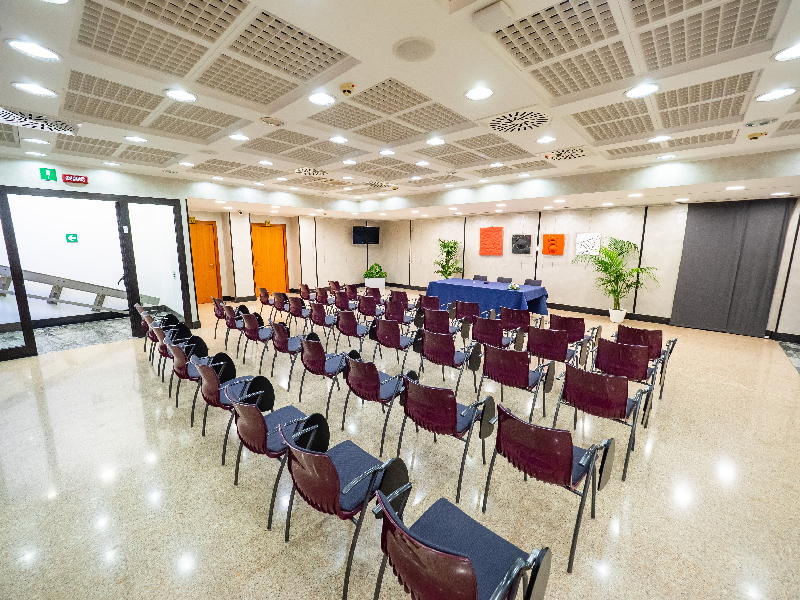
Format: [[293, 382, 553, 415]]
[[353, 226, 379, 245]]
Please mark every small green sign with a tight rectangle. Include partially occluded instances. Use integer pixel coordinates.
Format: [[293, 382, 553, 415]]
[[40, 168, 57, 181], [66, 234, 78, 243]]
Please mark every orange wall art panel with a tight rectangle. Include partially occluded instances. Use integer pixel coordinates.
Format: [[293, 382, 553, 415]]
[[479, 227, 503, 255], [541, 233, 565, 256]]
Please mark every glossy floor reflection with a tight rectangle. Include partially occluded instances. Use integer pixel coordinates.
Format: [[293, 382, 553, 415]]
[[1, 298, 799, 599]]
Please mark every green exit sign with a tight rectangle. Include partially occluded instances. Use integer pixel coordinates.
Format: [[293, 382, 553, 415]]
[[66, 234, 78, 243], [40, 168, 56, 181]]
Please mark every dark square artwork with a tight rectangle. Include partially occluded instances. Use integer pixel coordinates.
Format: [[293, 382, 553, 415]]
[[512, 234, 531, 254]]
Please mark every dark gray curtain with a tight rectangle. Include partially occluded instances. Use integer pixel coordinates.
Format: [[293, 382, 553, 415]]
[[671, 199, 794, 336]]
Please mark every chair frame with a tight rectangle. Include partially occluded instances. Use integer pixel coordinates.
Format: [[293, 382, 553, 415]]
[[419, 330, 476, 397], [476, 344, 549, 419]]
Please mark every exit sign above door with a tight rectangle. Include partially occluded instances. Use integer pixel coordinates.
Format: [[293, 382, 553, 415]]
[[66, 234, 78, 243]]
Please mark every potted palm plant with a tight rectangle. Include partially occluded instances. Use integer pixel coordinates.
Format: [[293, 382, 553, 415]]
[[433, 239, 464, 279], [573, 237, 658, 323], [364, 262, 387, 293]]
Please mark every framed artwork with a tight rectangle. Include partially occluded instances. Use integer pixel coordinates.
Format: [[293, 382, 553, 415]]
[[479, 227, 503, 255], [511, 234, 531, 254], [541, 233, 564, 255], [576, 233, 602, 256]]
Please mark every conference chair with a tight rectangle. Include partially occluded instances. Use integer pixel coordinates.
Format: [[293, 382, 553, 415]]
[[615, 324, 677, 400], [419, 295, 441, 311], [166, 335, 209, 407], [483, 404, 614, 573], [223, 305, 246, 355], [496, 276, 513, 283], [366, 286, 384, 306], [288, 297, 311, 333], [423, 308, 458, 335], [341, 356, 405, 455], [389, 289, 415, 311], [473, 274, 488, 281], [472, 316, 514, 349], [272, 292, 290, 323], [357, 294, 384, 321], [476, 344, 549, 420], [257, 288, 274, 319], [309, 301, 337, 347], [269, 321, 303, 388], [373, 318, 413, 371], [396, 374, 496, 503], [335, 310, 369, 352], [299, 283, 316, 302], [525, 278, 543, 286], [141, 313, 159, 359], [553, 364, 649, 482], [383, 300, 414, 330], [420, 330, 475, 396], [329, 280, 341, 294], [315, 287, 336, 311], [240, 313, 272, 367], [279, 416, 406, 600], [528, 326, 577, 368], [211, 298, 226, 339], [500, 307, 538, 349], [345, 284, 359, 302], [335, 290, 357, 311], [297, 335, 347, 414], [549, 313, 599, 367]]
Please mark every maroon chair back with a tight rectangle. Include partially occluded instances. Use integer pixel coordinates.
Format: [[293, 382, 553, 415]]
[[242, 313, 261, 342], [224, 305, 238, 329], [483, 344, 529, 389], [212, 297, 225, 319], [194, 361, 223, 408], [594, 338, 649, 381], [344, 358, 382, 402], [617, 324, 662, 361], [376, 319, 401, 349], [376, 492, 480, 600], [455, 301, 480, 325], [272, 321, 292, 352], [366, 287, 382, 303], [232, 400, 278, 457], [288, 296, 307, 318], [419, 295, 440, 311], [422, 330, 456, 367], [143, 314, 157, 342], [281, 427, 344, 516], [549, 314, 585, 344], [337, 310, 360, 336], [309, 302, 329, 327], [335, 291, 352, 311], [168, 343, 190, 379], [301, 338, 327, 375], [401, 377, 458, 436], [384, 301, 407, 323], [358, 295, 378, 317], [472, 317, 503, 347], [496, 404, 574, 489], [299, 284, 313, 300], [562, 364, 628, 420], [390, 290, 409, 306], [329, 280, 341, 294], [258, 288, 270, 307], [424, 309, 451, 334], [527, 327, 569, 362], [316, 288, 330, 304], [273, 292, 288, 313], [346, 284, 358, 300], [500, 307, 530, 332]]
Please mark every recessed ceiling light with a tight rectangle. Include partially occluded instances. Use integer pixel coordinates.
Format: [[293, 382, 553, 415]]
[[343, 159, 356, 165], [223, 206, 232, 209], [270, 210, 278, 213], [626, 83, 659, 98], [518, 173, 530, 178], [379, 213, 386, 216], [648, 135, 672, 143], [465, 86, 493, 101], [212, 176, 223, 180], [496, 204, 506, 207], [602, 202, 614, 206], [378, 193, 387, 196], [427, 137, 445, 145], [342, 176, 354, 180], [308, 213, 317, 216], [756, 88, 796, 102], [354, 196, 362, 199], [449, 207, 458, 210], [329, 135, 348, 144], [165, 89, 196, 102], [22, 138, 49, 144], [343, 187, 352, 191], [229, 133, 249, 141], [495, 209, 503, 212], [536, 136, 556, 144], [478, 179, 488, 183], [103, 161, 119, 166], [771, 191, 791, 196], [41, 0, 69, 4], [125, 136, 147, 143], [216, 201, 225, 203], [351, 212, 358, 215], [253, 182, 264, 186], [726, 186, 745, 190], [410, 176, 421, 180], [543, 206, 553, 209], [554, 199, 565, 203], [490, 162, 504, 168], [675, 198, 689, 202], [774, 43, 800, 62], [657, 154, 676, 160], [455, 212, 463, 215], [444, 184, 454, 187], [12, 82, 58, 97], [380, 149, 395, 156], [421, 214, 428, 217], [628, 193, 643, 197], [178, 161, 194, 167], [415, 160, 429, 166], [25, 151, 47, 157], [8, 40, 61, 61], [411, 210, 419, 213], [315, 208, 323, 211], [308, 93, 335, 106], [271, 205, 280, 208], [276, 177, 288, 181], [259, 160, 273, 166], [289, 187, 299, 190]]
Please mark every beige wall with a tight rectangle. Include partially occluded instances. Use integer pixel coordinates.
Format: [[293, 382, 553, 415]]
[[368, 219, 411, 286], [314, 218, 368, 287], [464, 212, 540, 285], [410, 217, 466, 288]]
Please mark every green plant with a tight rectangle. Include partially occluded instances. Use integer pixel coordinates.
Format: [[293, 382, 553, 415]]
[[433, 239, 464, 279], [572, 237, 658, 310], [364, 262, 387, 279]]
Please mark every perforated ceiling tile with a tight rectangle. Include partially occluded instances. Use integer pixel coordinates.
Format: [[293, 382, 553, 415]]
[[572, 98, 648, 125], [667, 129, 738, 146], [266, 128, 318, 146], [117, 145, 181, 164], [237, 137, 295, 154], [656, 72, 755, 109], [345, 162, 381, 174], [78, 0, 208, 77], [353, 120, 422, 143], [472, 160, 555, 177], [227, 165, 282, 180], [196, 55, 298, 106], [54, 133, 121, 156], [775, 119, 800, 135], [639, 0, 778, 72], [659, 96, 746, 127], [68, 71, 163, 109], [456, 133, 508, 149], [0, 124, 17, 147], [350, 79, 430, 115], [604, 142, 662, 156], [438, 151, 486, 165], [396, 103, 471, 132], [309, 141, 361, 157], [406, 174, 466, 186], [584, 115, 655, 140], [106, 0, 246, 43], [189, 158, 245, 173], [163, 102, 240, 127], [494, 0, 620, 68], [309, 103, 382, 130], [629, 0, 710, 27], [529, 41, 634, 97], [479, 143, 532, 159], [284, 147, 335, 163], [230, 11, 349, 81], [366, 168, 407, 181], [148, 115, 221, 140], [415, 143, 462, 157], [62, 92, 152, 126]]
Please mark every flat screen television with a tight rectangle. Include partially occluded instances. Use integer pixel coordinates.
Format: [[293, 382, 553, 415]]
[[353, 226, 379, 245]]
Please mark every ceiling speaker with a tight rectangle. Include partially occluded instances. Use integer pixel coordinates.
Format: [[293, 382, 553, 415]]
[[393, 37, 436, 62]]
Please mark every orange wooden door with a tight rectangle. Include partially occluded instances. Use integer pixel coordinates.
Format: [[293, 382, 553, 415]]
[[189, 221, 221, 303], [251, 224, 288, 294]]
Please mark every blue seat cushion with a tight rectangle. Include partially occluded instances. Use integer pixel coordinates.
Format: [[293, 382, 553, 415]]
[[264, 405, 307, 453], [325, 315, 337, 326], [626, 397, 637, 418], [378, 372, 403, 401], [528, 370, 543, 389], [453, 351, 466, 367], [456, 403, 482, 434], [449, 325, 459, 335], [409, 498, 528, 600], [501, 336, 513, 347], [356, 324, 369, 336], [259, 327, 273, 341], [186, 362, 201, 380], [324, 354, 346, 375], [399, 335, 412, 349], [221, 377, 253, 406], [566, 348, 576, 361], [287, 337, 302, 352], [328, 440, 384, 512], [571, 445, 591, 487]]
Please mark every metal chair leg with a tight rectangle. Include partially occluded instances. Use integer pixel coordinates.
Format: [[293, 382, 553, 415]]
[[234, 441, 244, 485], [325, 378, 337, 420], [175, 378, 182, 407], [396, 414, 408, 457], [202, 404, 210, 436], [567, 466, 592, 573], [454, 364, 465, 397], [259, 343, 268, 375], [190, 382, 201, 427], [225, 328, 230, 349], [222, 412, 234, 466], [169, 370, 174, 398], [214, 319, 219, 339], [400, 348, 409, 373], [271, 349, 278, 377], [623, 402, 641, 481], [372, 555, 389, 600], [379, 400, 395, 457], [298, 368, 307, 402], [342, 497, 369, 600], [235, 331, 244, 358], [341, 389, 352, 431], [287, 355, 297, 391], [456, 424, 475, 504], [482, 448, 498, 513], [476, 374, 486, 402], [242, 339, 249, 364], [284, 484, 296, 542], [267, 454, 288, 530]]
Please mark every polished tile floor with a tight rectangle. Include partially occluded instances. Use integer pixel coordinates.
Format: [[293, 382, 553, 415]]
[[1, 299, 799, 599]]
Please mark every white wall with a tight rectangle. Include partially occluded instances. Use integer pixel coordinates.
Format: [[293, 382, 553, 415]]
[[315, 218, 368, 287], [464, 213, 540, 284], [410, 217, 465, 288], [298, 216, 318, 289], [368, 219, 411, 286]]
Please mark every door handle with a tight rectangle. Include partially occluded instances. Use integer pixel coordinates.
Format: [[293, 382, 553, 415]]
[[209, 263, 214, 266]]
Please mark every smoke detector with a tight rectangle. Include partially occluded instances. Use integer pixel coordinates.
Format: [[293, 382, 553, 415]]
[[295, 168, 327, 176], [745, 118, 777, 127], [261, 116, 284, 127], [0, 106, 75, 134]]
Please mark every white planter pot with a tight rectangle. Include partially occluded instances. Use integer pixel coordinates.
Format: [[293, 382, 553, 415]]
[[364, 277, 385, 293], [609, 308, 627, 323]]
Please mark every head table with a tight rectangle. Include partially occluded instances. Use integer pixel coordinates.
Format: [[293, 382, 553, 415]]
[[424, 278, 548, 316]]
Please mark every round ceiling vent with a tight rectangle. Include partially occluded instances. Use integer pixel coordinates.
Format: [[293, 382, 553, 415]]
[[0, 107, 75, 134], [489, 111, 549, 132], [366, 181, 397, 189], [393, 37, 436, 62], [294, 168, 327, 176], [745, 117, 778, 127], [547, 147, 589, 161]]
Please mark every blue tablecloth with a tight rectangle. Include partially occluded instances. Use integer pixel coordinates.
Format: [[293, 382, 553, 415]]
[[425, 279, 548, 315]]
